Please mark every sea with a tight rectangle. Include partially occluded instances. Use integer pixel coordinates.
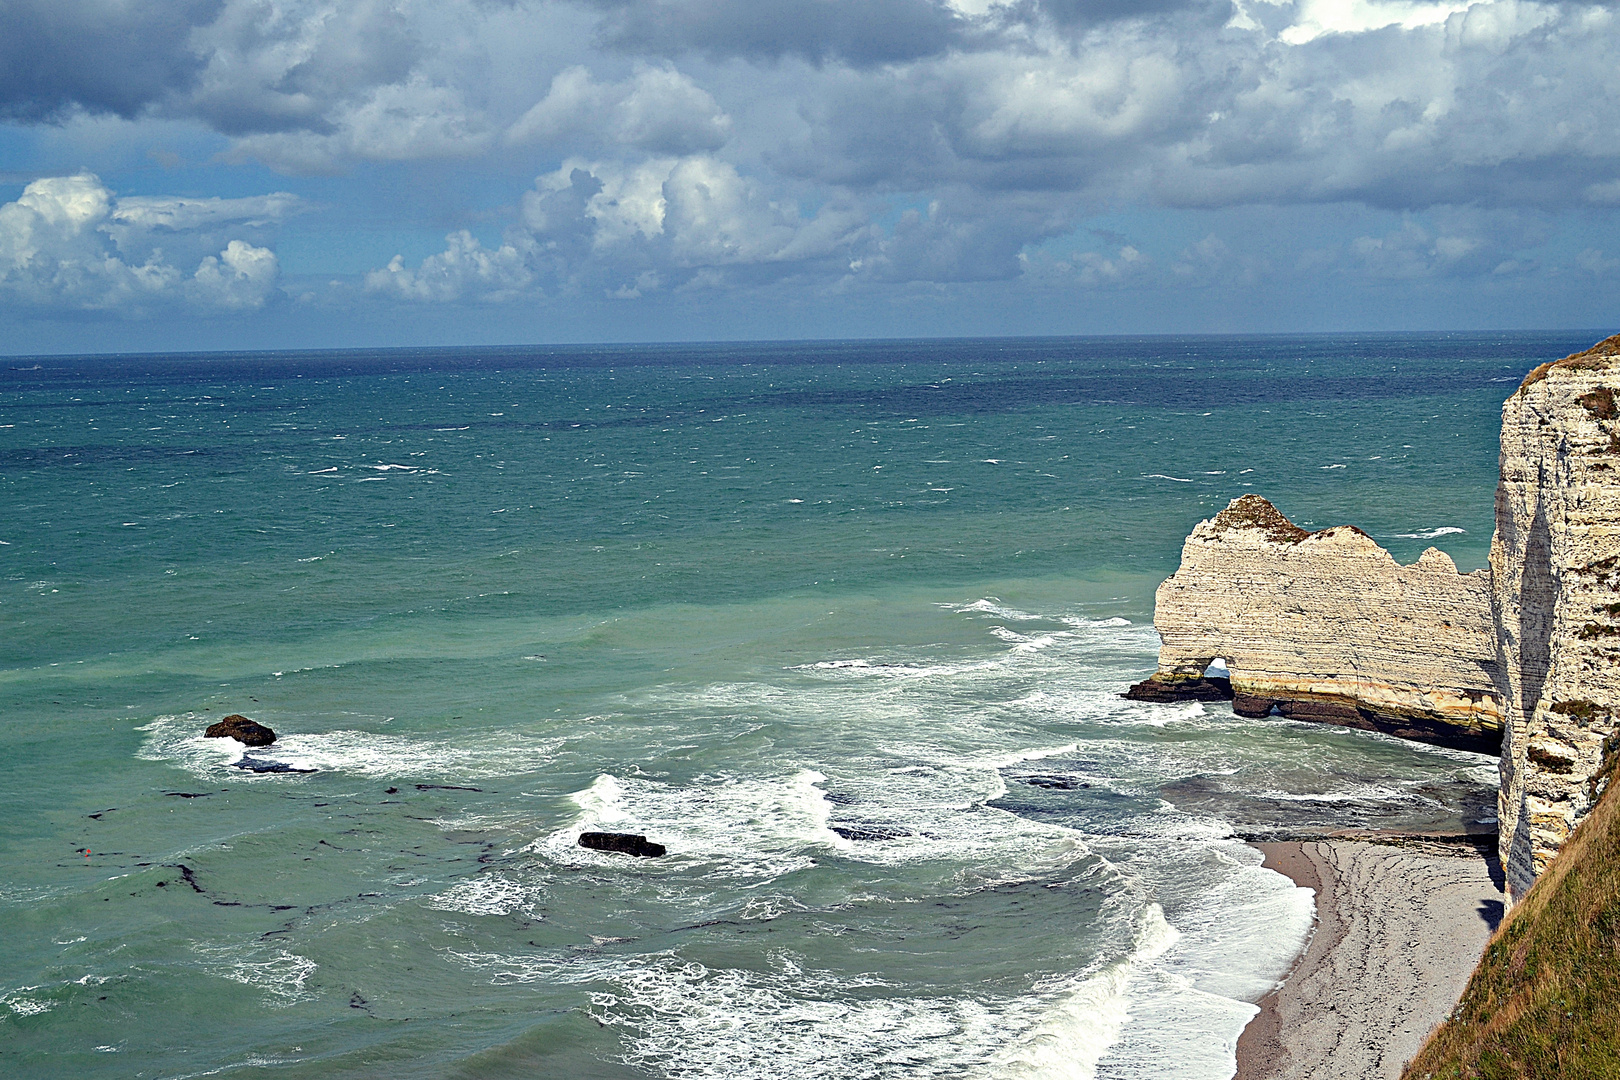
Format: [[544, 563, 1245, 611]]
[[0, 332, 1593, 1080]]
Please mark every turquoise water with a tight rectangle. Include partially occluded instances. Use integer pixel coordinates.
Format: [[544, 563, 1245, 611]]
[[0, 334, 1589, 1078]]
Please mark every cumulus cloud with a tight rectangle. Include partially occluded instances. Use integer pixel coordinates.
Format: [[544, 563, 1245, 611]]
[[224, 76, 492, 172], [507, 65, 732, 155], [366, 231, 533, 302], [371, 154, 872, 302], [188, 239, 281, 308], [10, 0, 1620, 305], [0, 174, 294, 311]]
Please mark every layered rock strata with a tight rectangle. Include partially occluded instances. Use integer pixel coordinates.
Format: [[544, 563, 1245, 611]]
[[1127, 494, 1503, 754], [1494, 335, 1620, 900]]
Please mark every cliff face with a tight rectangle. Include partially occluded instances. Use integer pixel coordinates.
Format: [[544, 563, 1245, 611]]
[[1495, 336, 1620, 900], [1129, 494, 1503, 753]]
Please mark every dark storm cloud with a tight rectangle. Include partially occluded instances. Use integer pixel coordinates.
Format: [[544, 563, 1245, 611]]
[[0, 0, 221, 121], [185, 0, 421, 136], [586, 0, 971, 65], [995, 0, 1229, 28]]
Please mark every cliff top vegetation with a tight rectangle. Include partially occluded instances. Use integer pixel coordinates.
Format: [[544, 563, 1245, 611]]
[[1518, 334, 1620, 392], [1209, 494, 1311, 544], [1404, 742, 1620, 1079]]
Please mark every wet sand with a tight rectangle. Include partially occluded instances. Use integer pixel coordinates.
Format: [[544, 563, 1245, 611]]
[[1234, 838, 1503, 1080]]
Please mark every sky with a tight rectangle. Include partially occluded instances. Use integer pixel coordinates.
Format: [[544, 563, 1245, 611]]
[[2, 0, 1619, 353]]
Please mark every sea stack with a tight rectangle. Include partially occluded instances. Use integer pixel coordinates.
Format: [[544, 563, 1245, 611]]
[[203, 714, 277, 747], [1127, 494, 1504, 753], [1494, 335, 1620, 901]]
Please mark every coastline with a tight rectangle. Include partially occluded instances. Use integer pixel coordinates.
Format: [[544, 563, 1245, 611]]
[[1234, 836, 1503, 1080]]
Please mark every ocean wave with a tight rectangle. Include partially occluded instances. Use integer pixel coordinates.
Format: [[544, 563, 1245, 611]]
[[1253, 785, 1411, 804], [2, 986, 55, 1017], [989, 626, 1061, 652], [135, 714, 563, 782], [951, 597, 1045, 620], [192, 945, 317, 1005], [534, 898, 1179, 1080], [789, 659, 970, 679], [424, 874, 543, 917], [1097, 844, 1313, 1079], [530, 770, 838, 880], [984, 906, 1178, 1080], [1391, 527, 1466, 539], [1142, 474, 1192, 482]]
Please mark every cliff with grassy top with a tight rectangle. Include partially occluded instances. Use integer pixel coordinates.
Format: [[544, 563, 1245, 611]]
[[1404, 744, 1620, 1079]]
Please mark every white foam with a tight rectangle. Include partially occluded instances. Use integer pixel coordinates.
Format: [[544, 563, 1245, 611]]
[[951, 597, 1045, 620], [135, 714, 562, 782], [990, 626, 1061, 652], [483, 898, 1178, 1080], [790, 659, 970, 679], [193, 945, 318, 1005], [595, 955, 1002, 1079], [425, 875, 543, 917], [1391, 527, 1466, 539], [1254, 785, 1411, 804], [1096, 844, 1315, 1079], [531, 770, 841, 880], [2, 987, 54, 1017], [1143, 474, 1192, 482]]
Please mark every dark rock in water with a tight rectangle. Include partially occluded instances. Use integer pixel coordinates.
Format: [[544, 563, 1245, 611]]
[[579, 831, 665, 857], [233, 756, 315, 774], [1232, 693, 1279, 718], [1124, 675, 1234, 702], [204, 714, 276, 746], [1021, 776, 1091, 790], [830, 825, 912, 841]]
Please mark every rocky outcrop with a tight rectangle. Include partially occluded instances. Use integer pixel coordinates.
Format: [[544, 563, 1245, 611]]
[[579, 831, 666, 857], [204, 714, 276, 746], [1494, 336, 1620, 901], [1128, 494, 1503, 754]]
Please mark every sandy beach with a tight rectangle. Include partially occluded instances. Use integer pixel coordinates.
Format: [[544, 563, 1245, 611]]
[[1234, 838, 1503, 1080]]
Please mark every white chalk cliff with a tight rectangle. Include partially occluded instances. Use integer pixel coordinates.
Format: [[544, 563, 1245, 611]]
[[1495, 336, 1620, 900], [1128, 494, 1503, 754], [1133, 335, 1620, 901]]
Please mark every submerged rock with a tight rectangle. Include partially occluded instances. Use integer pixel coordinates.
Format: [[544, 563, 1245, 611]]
[[233, 757, 314, 774], [829, 824, 912, 841], [204, 714, 276, 747], [579, 831, 666, 858]]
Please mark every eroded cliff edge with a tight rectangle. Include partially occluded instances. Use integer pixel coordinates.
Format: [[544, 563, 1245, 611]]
[[1127, 493, 1504, 755], [1495, 335, 1620, 900]]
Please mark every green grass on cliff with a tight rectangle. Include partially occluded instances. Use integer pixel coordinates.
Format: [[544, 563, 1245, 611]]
[[1405, 750, 1620, 1080]]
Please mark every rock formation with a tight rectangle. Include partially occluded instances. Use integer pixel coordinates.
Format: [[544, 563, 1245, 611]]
[[579, 831, 666, 857], [1494, 335, 1620, 901], [203, 714, 276, 747], [1127, 494, 1503, 754]]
